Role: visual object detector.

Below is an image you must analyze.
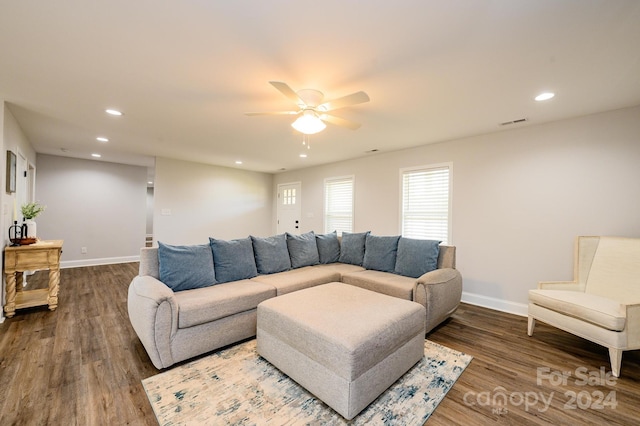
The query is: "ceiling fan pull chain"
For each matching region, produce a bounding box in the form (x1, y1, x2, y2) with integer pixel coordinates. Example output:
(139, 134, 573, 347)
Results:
(302, 134, 311, 150)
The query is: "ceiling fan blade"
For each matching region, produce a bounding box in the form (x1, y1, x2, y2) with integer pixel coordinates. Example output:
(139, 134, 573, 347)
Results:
(244, 111, 299, 116)
(318, 91, 370, 111)
(269, 81, 304, 105)
(320, 114, 362, 130)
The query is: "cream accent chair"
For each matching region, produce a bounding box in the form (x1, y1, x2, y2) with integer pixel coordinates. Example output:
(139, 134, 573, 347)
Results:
(528, 236, 640, 377)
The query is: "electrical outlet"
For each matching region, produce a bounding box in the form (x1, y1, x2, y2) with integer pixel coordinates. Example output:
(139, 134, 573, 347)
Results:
(81, 247, 87, 254)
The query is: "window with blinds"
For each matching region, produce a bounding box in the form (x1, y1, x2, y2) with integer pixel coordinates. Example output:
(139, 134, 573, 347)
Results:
(401, 164, 451, 243)
(324, 176, 354, 235)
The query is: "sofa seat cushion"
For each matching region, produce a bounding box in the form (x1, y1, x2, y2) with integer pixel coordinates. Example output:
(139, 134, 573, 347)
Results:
(342, 270, 416, 300)
(251, 267, 340, 296)
(529, 289, 626, 332)
(311, 262, 366, 277)
(174, 279, 276, 329)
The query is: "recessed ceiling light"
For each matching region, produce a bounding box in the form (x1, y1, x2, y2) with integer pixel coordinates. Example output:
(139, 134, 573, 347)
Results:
(96, 137, 109, 142)
(105, 109, 123, 116)
(235, 160, 243, 165)
(299, 154, 307, 158)
(535, 92, 555, 101)
(147, 181, 153, 185)
(91, 153, 101, 158)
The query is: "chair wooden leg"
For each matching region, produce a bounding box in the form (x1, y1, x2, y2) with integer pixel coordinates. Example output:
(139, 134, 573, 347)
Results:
(608, 347, 623, 378)
(527, 316, 535, 336)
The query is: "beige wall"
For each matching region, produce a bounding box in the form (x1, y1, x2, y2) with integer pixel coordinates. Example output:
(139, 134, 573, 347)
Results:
(3, 102, 638, 317)
(1, 104, 38, 322)
(153, 157, 273, 245)
(2, 105, 37, 243)
(274, 105, 640, 314)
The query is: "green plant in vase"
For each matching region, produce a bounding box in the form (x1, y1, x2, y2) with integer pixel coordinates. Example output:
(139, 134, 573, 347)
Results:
(21, 201, 46, 239)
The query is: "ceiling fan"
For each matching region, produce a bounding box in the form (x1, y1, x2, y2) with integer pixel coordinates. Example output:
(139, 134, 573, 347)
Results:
(245, 81, 370, 135)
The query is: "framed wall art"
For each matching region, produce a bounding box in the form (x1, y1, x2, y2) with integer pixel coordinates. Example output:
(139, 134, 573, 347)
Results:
(6, 150, 16, 193)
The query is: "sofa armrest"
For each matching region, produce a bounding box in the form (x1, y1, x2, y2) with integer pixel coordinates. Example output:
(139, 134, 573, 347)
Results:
(413, 268, 463, 334)
(127, 275, 179, 369)
(624, 303, 640, 348)
(538, 280, 585, 291)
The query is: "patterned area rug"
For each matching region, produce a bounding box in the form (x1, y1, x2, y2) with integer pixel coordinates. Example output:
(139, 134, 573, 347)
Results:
(142, 339, 472, 425)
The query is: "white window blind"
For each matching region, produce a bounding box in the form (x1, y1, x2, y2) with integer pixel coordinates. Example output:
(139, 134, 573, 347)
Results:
(401, 165, 451, 243)
(324, 176, 354, 235)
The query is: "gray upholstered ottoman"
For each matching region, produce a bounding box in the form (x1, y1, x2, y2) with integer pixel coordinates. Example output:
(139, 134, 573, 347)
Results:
(256, 282, 426, 420)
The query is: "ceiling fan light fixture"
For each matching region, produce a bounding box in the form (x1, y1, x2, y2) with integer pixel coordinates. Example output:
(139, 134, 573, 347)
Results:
(291, 110, 326, 135)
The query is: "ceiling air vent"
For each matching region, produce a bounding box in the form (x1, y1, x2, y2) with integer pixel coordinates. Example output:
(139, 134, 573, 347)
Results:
(499, 118, 528, 127)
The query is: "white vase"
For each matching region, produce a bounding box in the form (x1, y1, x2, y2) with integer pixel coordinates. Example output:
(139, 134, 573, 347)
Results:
(24, 219, 37, 238)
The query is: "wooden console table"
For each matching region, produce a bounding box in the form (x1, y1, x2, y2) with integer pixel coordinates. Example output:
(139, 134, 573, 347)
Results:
(3, 240, 63, 318)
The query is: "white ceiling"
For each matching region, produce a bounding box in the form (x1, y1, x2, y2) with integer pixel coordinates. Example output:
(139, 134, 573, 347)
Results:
(1, 1, 639, 173)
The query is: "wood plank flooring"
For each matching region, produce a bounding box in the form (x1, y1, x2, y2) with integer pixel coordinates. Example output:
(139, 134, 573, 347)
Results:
(1, 263, 638, 425)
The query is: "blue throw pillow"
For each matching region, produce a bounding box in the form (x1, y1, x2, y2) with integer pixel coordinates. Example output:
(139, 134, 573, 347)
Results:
(158, 241, 216, 291)
(251, 234, 291, 274)
(316, 231, 340, 264)
(286, 231, 320, 268)
(209, 237, 258, 283)
(363, 235, 400, 272)
(394, 238, 441, 278)
(338, 231, 370, 266)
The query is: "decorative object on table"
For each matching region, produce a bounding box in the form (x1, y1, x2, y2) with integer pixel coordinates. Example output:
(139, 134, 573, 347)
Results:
(8, 221, 23, 246)
(8, 220, 37, 246)
(21, 201, 46, 239)
(142, 339, 472, 425)
(6, 150, 16, 193)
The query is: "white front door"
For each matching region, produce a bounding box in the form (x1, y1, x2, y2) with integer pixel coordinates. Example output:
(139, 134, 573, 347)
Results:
(276, 182, 301, 235)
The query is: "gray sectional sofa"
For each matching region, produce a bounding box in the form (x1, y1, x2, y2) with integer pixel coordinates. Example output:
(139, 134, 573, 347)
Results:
(127, 231, 462, 369)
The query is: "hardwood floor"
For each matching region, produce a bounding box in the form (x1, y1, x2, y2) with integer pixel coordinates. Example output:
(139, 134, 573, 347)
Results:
(1, 264, 638, 425)
(427, 305, 640, 425)
(0, 264, 157, 426)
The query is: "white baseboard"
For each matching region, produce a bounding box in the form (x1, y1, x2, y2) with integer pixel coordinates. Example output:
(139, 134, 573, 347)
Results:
(60, 255, 140, 269)
(461, 291, 528, 317)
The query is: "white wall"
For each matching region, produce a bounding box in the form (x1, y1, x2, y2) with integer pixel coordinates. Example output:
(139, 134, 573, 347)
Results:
(35, 154, 148, 267)
(274, 106, 640, 315)
(1, 101, 5, 323)
(153, 157, 273, 245)
(146, 187, 154, 236)
(1, 103, 38, 322)
(2, 105, 37, 241)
